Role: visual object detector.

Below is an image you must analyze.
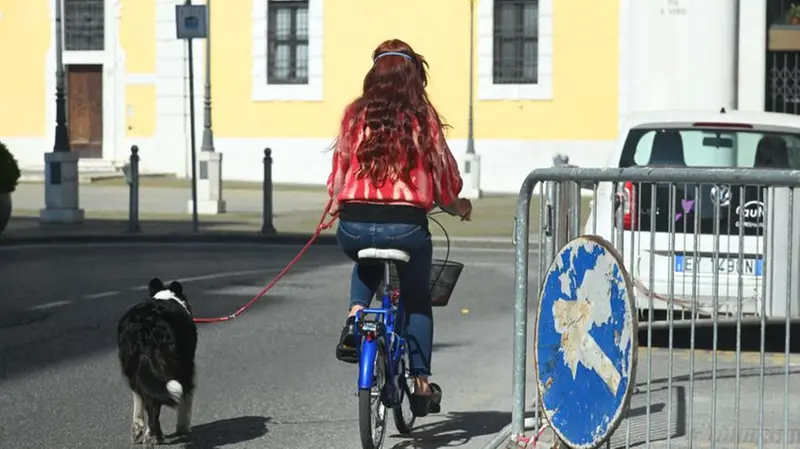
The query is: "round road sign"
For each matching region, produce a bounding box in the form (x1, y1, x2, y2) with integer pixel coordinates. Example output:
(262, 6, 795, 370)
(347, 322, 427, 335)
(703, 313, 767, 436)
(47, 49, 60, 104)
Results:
(534, 235, 638, 448)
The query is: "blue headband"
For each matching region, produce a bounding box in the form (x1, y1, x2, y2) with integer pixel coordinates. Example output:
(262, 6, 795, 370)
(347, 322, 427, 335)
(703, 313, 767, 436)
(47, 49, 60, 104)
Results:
(373, 51, 414, 63)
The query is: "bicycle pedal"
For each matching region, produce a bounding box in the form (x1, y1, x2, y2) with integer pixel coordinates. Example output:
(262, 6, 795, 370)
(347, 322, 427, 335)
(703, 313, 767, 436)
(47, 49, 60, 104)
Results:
(335, 346, 359, 364)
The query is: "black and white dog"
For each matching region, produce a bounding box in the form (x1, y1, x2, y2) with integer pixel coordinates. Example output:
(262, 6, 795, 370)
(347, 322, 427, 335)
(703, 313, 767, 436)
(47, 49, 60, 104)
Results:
(117, 278, 198, 445)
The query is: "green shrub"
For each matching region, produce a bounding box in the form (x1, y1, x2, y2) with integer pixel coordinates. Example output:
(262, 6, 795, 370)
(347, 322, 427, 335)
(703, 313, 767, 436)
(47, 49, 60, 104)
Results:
(0, 141, 21, 194)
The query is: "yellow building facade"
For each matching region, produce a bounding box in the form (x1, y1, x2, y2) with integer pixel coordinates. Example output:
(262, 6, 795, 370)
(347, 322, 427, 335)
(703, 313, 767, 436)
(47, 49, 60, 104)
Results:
(0, 0, 622, 193)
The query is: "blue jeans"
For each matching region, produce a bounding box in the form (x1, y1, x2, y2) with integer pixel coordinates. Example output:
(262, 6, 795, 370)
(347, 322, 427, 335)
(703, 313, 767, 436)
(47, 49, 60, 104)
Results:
(336, 221, 434, 376)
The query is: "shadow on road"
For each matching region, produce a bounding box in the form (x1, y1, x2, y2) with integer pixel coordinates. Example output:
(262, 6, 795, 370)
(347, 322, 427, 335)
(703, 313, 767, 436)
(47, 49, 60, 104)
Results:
(389, 410, 511, 448)
(166, 415, 271, 449)
(431, 342, 466, 352)
(615, 385, 683, 447)
(0, 242, 347, 386)
(639, 322, 800, 353)
(639, 312, 800, 354)
(646, 365, 800, 387)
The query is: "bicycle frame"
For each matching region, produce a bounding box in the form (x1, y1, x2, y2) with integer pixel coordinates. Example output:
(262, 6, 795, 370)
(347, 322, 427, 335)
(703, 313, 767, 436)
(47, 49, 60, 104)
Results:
(353, 208, 455, 401)
(355, 260, 407, 400)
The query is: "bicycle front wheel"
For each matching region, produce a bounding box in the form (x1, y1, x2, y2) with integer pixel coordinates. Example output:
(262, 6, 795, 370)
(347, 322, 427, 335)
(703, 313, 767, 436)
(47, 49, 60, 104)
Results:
(358, 342, 387, 449)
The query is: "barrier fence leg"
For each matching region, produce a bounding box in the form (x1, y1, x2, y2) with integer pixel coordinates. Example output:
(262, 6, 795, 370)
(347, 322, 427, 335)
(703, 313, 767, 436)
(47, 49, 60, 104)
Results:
(511, 175, 538, 441)
(126, 145, 140, 233)
(261, 147, 277, 235)
(544, 181, 556, 263)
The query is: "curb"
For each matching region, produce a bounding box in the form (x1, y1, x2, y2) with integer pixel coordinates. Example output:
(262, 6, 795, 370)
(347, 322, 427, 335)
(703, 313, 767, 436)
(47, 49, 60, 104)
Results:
(0, 232, 522, 250)
(482, 424, 513, 449)
(0, 232, 340, 246)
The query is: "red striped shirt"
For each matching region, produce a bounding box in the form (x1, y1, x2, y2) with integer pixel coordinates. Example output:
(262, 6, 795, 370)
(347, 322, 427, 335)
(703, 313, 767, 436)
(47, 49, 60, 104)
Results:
(326, 114, 463, 212)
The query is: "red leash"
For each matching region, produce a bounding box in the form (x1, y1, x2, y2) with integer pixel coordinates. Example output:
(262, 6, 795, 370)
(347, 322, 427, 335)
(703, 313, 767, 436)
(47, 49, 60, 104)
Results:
(193, 202, 339, 324)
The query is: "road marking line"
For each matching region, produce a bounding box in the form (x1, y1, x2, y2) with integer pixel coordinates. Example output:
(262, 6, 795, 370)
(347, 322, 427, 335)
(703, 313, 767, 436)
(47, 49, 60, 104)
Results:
(25, 269, 283, 311)
(83, 291, 122, 299)
(80, 264, 349, 299)
(206, 286, 270, 296)
(29, 300, 73, 310)
(207, 282, 331, 296)
(128, 269, 274, 292)
(437, 247, 515, 255)
(0, 242, 304, 251)
(466, 261, 506, 267)
(0, 242, 521, 254)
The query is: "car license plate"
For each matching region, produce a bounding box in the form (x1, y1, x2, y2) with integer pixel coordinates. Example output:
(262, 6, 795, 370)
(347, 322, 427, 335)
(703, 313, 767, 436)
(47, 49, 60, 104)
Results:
(674, 255, 763, 276)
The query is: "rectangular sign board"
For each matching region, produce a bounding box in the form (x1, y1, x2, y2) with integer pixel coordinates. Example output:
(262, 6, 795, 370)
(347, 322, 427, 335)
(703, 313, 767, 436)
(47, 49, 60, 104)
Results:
(176, 4, 208, 39)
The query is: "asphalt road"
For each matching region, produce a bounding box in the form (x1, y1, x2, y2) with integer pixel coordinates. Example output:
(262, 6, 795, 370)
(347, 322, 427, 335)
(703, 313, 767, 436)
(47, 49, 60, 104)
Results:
(1, 242, 798, 449)
(0, 242, 524, 449)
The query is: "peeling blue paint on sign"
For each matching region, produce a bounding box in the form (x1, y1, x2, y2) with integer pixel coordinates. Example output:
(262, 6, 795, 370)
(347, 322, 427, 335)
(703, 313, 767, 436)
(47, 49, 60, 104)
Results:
(535, 235, 638, 449)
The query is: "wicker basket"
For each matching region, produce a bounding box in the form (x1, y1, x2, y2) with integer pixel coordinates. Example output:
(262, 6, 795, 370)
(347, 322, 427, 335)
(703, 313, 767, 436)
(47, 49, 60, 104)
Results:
(388, 259, 465, 307)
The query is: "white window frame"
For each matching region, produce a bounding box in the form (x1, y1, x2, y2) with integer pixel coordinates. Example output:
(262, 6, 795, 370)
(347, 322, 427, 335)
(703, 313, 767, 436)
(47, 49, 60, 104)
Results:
(251, 0, 324, 102)
(478, 0, 553, 101)
(46, 0, 125, 164)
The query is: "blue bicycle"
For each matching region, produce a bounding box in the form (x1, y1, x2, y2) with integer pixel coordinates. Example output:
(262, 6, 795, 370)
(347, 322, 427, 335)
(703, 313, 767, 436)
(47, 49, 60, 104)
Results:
(352, 208, 464, 449)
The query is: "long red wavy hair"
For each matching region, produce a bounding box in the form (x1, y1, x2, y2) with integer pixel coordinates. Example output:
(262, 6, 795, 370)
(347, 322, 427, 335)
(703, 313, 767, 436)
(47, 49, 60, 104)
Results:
(335, 39, 448, 187)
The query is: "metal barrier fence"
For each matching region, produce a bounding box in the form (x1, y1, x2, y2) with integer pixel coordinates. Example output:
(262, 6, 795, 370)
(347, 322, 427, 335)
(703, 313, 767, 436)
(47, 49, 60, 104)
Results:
(498, 166, 800, 449)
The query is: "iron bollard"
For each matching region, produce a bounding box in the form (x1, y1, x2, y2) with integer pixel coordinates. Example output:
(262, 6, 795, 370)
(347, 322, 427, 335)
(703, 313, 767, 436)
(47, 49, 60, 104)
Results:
(261, 148, 277, 235)
(125, 145, 141, 233)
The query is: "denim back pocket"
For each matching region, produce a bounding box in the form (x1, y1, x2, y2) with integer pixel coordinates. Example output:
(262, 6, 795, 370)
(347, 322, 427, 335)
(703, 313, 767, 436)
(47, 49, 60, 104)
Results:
(381, 224, 426, 241)
(338, 221, 371, 241)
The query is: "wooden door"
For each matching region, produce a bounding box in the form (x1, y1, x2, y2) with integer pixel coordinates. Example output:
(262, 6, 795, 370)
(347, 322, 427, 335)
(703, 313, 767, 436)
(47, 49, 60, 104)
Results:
(67, 64, 103, 158)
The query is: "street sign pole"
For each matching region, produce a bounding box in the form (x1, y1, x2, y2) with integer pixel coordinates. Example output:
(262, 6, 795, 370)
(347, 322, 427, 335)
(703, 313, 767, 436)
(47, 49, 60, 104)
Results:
(176, 0, 208, 233)
(186, 36, 199, 232)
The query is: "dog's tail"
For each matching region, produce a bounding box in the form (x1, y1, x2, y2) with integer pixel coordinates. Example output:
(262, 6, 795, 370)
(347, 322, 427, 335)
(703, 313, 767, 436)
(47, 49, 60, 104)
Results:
(137, 358, 183, 406)
(166, 380, 183, 402)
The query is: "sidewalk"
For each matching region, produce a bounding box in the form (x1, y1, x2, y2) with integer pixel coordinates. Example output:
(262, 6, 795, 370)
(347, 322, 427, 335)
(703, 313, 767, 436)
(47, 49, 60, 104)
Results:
(4, 181, 588, 246)
(484, 345, 800, 448)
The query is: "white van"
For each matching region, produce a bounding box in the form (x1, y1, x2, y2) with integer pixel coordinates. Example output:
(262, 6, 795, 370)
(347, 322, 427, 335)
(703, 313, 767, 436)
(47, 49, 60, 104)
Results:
(584, 110, 800, 318)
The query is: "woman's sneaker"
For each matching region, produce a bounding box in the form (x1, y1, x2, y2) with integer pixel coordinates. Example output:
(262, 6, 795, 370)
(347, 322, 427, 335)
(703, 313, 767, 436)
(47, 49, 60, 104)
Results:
(409, 383, 442, 417)
(428, 383, 442, 413)
(335, 316, 358, 364)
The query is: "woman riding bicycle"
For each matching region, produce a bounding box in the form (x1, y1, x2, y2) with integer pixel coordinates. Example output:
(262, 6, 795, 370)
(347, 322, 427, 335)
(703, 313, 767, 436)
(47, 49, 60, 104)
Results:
(327, 39, 472, 417)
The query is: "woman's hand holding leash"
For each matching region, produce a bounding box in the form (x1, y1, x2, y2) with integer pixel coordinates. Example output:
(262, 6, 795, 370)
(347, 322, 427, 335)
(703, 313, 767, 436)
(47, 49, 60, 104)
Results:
(454, 198, 473, 221)
(438, 198, 472, 221)
(328, 198, 341, 216)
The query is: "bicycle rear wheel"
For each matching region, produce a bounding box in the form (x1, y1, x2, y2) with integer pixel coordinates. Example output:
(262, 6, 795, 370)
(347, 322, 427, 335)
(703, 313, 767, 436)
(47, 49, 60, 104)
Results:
(392, 341, 416, 434)
(358, 341, 387, 449)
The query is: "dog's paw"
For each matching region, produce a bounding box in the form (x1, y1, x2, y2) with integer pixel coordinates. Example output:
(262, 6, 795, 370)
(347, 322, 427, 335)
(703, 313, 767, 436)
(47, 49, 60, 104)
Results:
(131, 422, 146, 444)
(142, 428, 164, 447)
